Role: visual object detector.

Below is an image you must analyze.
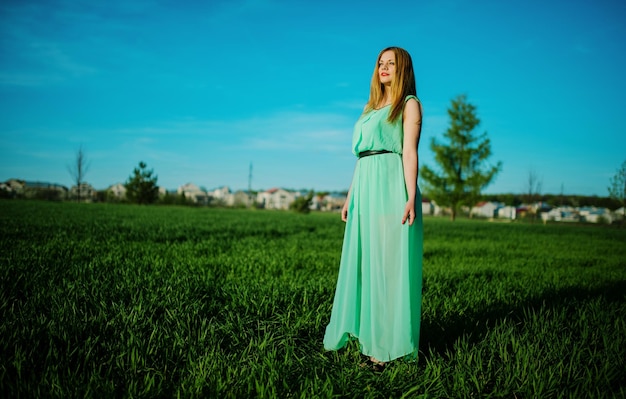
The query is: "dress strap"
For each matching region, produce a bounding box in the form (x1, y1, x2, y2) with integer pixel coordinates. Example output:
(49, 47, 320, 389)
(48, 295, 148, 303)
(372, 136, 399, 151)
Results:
(404, 95, 420, 104)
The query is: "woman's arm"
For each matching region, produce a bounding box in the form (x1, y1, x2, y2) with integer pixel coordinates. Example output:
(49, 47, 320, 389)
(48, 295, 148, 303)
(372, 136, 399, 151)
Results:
(341, 162, 358, 222)
(401, 98, 422, 225)
(341, 186, 351, 222)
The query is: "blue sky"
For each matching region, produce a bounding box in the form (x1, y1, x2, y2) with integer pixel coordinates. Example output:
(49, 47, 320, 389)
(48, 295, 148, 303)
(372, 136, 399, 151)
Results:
(1, 0, 625, 195)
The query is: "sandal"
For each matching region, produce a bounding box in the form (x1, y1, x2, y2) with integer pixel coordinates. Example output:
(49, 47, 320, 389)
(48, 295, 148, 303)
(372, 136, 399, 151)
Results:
(370, 358, 386, 372)
(359, 357, 386, 372)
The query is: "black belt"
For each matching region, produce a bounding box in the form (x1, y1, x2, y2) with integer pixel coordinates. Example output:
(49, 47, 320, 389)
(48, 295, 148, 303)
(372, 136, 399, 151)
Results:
(358, 150, 392, 158)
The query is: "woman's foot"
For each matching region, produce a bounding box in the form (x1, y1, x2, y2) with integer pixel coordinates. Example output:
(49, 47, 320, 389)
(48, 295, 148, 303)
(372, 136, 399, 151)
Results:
(369, 357, 386, 372)
(359, 356, 386, 372)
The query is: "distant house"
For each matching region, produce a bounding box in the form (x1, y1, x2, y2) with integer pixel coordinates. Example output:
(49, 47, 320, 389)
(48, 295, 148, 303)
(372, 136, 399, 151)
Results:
(615, 207, 625, 220)
(4, 179, 25, 194)
(178, 182, 209, 204)
(515, 206, 529, 218)
(328, 193, 347, 211)
(257, 188, 298, 210)
(38, 182, 69, 200)
(209, 186, 233, 205)
(210, 186, 231, 198)
(470, 201, 501, 218)
(497, 205, 516, 220)
(420, 199, 446, 216)
(585, 210, 614, 224)
(421, 199, 433, 216)
(232, 190, 253, 207)
(2, 179, 68, 200)
(541, 206, 580, 223)
(579, 207, 615, 224)
(433, 201, 447, 216)
(309, 192, 347, 212)
(70, 182, 95, 201)
(107, 183, 126, 200)
(310, 193, 327, 211)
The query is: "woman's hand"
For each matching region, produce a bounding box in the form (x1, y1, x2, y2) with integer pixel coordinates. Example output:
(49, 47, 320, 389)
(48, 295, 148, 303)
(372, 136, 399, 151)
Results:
(341, 201, 349, 222)
(401, 200, 416, 226)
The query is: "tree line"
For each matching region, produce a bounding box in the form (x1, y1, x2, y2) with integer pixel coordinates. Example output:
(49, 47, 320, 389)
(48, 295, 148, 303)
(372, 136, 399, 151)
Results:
(45, 95, 626, 216)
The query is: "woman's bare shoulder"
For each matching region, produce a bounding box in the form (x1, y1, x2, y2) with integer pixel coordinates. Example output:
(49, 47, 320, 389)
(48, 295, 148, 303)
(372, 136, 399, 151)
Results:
(404, 97, 421, 116)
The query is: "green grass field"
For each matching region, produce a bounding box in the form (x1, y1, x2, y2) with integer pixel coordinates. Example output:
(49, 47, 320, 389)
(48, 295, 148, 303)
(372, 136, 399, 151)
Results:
(1, 200, 625, 398)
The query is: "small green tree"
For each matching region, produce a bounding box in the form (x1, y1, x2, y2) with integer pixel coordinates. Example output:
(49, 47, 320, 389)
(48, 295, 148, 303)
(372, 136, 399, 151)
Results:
(420, 95, 502, 221)
(125, 161, 159, 204)
(608, 160, 626, 222)
(290, 191, 313, 214)
(176, 191, 190, 206)
(159, 191, 175, 205)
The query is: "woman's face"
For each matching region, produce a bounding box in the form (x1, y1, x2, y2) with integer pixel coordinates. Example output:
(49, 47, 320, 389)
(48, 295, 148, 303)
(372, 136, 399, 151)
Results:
(378, 50, 396, 86)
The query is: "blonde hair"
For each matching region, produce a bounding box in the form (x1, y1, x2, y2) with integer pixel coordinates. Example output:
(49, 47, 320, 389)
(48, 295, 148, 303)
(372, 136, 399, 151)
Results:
(364, 47, 417, 122)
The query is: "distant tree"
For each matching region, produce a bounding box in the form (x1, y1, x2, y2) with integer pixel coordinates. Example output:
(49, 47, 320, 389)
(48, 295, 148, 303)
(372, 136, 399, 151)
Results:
(484, 192, 519, 207)
(159, 191, 175, 205)
(290, 190, 313, 214)
(524, 169, 543, 222)
(95, 190, 108, 203)
(504, 193, 521, 207)
(420, 95, 502, 221)
(525, 169, 543, 204)
(158, 190, 186, 206)
(177, 191, 190, 206)
(67, 145, 90, 202)
(608, 160, 626, 221)
(559, 183, 565, 207)
(125, 161, 159, 204)
(0, 189, 13, 199)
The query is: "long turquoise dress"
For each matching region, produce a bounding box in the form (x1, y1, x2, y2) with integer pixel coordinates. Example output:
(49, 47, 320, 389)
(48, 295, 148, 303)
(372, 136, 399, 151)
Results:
(323, 95, 423, 362)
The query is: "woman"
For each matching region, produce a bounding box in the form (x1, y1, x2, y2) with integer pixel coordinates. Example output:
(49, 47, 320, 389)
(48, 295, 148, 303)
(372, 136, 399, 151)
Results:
(323, 47, 423, 371)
